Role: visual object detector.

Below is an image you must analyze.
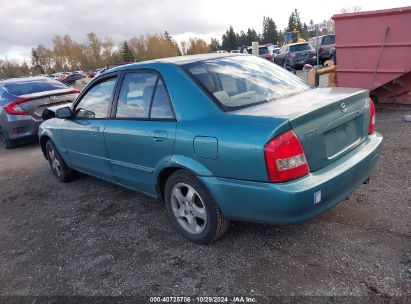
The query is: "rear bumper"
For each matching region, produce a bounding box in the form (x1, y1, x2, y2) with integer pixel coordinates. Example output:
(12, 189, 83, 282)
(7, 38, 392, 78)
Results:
(291, 57, 317, 68)
(0, 113, 41, 141)
(199, 132, 383, 224)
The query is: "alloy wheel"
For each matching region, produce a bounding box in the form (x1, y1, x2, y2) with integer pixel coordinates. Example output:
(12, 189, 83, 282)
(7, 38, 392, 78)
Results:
(48, 146, 62, 177)
(170, 183, 207, 234)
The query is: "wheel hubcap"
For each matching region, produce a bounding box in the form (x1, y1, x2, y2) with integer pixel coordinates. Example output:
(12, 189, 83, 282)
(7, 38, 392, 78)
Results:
(48, 147, 61, 177)
(170, 183, 207, 234)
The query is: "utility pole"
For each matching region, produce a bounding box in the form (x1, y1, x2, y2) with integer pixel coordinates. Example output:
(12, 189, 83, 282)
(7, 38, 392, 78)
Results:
(316, 26, 320, 66)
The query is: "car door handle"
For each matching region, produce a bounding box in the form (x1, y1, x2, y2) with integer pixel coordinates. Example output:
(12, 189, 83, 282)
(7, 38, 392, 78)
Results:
(90, 126, 100, 135)
(152, 130, 168, 142)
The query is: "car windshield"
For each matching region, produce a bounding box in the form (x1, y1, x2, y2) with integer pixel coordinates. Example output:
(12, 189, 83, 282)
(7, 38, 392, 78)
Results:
(184, 55, 310, 111)
(259, 47, 269, 55)
(290, 44, 312, 52)
(3, 78, 69, 95)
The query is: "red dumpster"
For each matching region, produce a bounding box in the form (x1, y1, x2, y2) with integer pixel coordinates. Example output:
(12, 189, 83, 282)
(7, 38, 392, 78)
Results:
(332, 6, 411, 104)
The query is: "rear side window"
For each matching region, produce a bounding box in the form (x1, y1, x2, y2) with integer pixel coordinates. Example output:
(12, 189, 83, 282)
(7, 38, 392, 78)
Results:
(116, 72, 173, 119)
(3, 78, 69, 95)
(150, 80, 173, 119)
(116, 72, 157, 118)
(290, 44, 312, 52)
(322, 35, 335, 45)
(259, 47, 269, 55)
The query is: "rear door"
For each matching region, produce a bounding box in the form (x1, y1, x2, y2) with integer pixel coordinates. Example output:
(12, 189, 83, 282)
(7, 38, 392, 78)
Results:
(104, 70, 176, 195)
(60, 74, 118, 180)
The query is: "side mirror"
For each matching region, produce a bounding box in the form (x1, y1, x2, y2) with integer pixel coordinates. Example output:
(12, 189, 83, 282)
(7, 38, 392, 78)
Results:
(56, 106, 72, 119)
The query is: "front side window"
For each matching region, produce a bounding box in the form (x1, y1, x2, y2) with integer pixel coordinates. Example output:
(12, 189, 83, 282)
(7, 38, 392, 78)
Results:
(184, 55, 310, 111)
(74, 77, 117, 119)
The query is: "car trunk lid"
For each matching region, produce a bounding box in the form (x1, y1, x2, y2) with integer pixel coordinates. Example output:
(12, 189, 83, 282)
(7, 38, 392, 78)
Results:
(233, 88, 371, 171)
(18, 89, 79, 119)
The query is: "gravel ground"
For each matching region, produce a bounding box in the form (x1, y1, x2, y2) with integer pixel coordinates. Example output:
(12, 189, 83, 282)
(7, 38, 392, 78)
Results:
(0, 108, 410, 301)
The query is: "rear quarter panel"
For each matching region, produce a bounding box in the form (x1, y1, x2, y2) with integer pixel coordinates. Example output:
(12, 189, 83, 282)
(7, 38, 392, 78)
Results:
(172, 114, 290, 181)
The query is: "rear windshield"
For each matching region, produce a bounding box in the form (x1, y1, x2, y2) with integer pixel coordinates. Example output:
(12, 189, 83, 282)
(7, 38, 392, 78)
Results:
(184, 55, 310, 111)
(2, 78, 69, 96)
(290, 44, 312, 52)
(322, 35, 335, 45)
(259, 47, 269, 55)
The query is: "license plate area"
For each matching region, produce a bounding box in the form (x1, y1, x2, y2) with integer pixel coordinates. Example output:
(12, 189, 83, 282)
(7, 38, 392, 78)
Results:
(325, 118, 361, 159)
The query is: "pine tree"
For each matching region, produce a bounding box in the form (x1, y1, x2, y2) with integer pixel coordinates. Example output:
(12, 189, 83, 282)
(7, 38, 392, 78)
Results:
(164, 31, 173, 44)
(294, 9, 303, 33)
(286, 11, 296, 32)
(31, 48, 39, 66)
(210, 38, 221, 51)
(31, 48, 44, 74)
(122, 41, 134, 62)
(222, 26, 239, 51)
(246, 28, 260, 46)
(262, 17, 279, 44)
(301, 23, 309, 41)
(238, 31, 247, 47)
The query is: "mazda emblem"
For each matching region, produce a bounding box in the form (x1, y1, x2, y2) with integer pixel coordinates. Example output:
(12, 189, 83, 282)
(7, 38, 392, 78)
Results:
(340, 103, 347, 112)
(50, 96, 57, 102)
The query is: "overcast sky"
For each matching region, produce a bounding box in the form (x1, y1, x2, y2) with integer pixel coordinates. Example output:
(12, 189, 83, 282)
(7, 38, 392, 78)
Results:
(1, 0, 410, 61)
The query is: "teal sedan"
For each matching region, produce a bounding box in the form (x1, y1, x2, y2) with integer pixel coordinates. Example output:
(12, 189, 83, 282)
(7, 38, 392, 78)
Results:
(38, 54, 383, 244)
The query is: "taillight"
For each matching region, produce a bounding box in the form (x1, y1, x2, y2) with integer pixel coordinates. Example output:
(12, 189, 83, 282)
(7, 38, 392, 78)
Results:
(264, 130, 310, 183)
(4, 98, 30, 115)
(319, 47, 324, 54)
(70, 89, 81, 93)
(368, 98, 376, 134)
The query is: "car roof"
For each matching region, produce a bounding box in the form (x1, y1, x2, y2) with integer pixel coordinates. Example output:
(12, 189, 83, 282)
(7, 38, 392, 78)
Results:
(285, 42, 309, 46)
(0, 76, 52, 84)
(311, 34, 335, 39)
(107, 53, 245, 74)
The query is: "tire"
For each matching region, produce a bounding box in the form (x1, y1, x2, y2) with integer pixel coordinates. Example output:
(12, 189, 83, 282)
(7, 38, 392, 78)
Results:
(45, 140, 76, 182)
(164, 170, 230, 244)
(0, 130, 15, 149)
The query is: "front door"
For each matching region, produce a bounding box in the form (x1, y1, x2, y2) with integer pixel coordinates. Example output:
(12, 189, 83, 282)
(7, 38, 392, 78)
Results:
(104, 71, 176, 195)
(61, 75, 118, 180)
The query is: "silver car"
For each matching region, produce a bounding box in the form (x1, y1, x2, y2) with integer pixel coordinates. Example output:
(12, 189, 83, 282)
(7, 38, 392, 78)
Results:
(0, 77, 79, 148)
